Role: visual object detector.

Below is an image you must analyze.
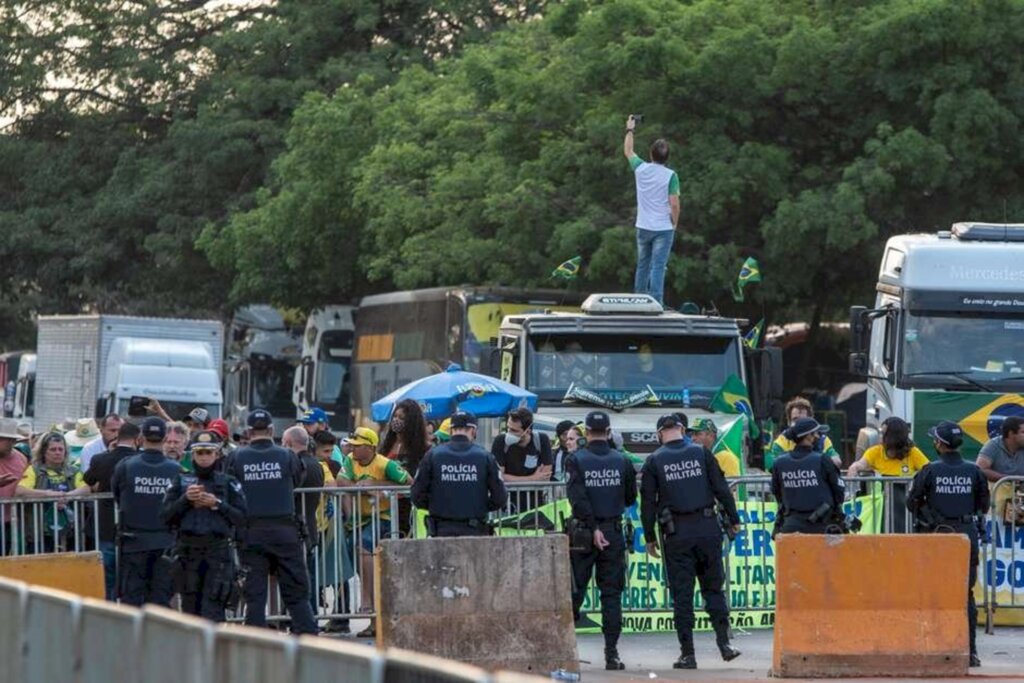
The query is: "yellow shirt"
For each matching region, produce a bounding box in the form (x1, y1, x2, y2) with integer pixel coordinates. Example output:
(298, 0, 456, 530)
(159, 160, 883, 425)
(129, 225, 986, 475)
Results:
(861, 444, 929, 476)
(341, 454, 410, 521)
(315, 461, 335, 533)
(714, 450, 742, 477)
(20, 465, 85, 490)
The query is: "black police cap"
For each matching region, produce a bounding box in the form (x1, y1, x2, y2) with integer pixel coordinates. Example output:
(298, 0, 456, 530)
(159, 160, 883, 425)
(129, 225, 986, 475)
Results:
(585, 411, 611, 432)
(247, 408, 273, 429)
(450, 411, 477, 429)
(140, 416, 167, 441)
(656, 414, 682, 431)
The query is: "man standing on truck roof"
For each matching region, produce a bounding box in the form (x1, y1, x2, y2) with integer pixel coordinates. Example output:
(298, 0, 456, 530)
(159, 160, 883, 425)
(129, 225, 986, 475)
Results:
(624, 114, 680, 307)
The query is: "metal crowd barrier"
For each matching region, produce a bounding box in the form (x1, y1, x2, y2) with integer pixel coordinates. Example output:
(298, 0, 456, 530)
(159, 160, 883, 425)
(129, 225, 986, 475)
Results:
(0, 475, 989, 634)
(985, 475, 1024, 633)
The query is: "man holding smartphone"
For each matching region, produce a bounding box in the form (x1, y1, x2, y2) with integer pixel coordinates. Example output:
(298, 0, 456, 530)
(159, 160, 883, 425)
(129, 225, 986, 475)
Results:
(624, 114, 680, 306)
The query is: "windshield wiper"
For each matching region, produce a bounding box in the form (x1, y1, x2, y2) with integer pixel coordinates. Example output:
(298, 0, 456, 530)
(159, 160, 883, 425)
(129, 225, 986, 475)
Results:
(902, 371, 994, 392)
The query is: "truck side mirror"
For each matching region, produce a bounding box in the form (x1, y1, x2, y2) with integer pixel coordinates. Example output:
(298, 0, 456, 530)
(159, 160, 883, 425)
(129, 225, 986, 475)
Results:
(849, 352, 869, 376)
(487, 347, 502, 376)
(849, 306, 869, 354)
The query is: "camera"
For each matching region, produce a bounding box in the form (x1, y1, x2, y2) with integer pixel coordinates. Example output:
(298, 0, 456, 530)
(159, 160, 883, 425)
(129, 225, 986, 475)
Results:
(128, 395, 152, 417)
(631, 114, 644, 125)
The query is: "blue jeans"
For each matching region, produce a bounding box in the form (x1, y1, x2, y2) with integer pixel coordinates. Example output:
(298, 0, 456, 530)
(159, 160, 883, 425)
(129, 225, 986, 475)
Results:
(634, 228, 675, 305)
(99, 541, 117, 601)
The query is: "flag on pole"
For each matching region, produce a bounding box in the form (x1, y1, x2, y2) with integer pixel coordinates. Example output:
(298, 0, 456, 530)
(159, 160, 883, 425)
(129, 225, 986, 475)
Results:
(743, 319, 764, 349)
(710, 374, 760, 438)
(732, 257, 762, 302)
(551, 256, 582, 280)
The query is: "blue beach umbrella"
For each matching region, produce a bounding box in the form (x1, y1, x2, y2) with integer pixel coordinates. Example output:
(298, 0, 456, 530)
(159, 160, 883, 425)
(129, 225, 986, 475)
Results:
(370, 364, 537, 422)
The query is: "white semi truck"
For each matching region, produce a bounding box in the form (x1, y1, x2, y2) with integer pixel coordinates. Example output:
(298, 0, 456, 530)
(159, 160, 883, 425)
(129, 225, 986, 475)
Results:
(849, 222, 1024, 459)
(33, 315, 224, 430)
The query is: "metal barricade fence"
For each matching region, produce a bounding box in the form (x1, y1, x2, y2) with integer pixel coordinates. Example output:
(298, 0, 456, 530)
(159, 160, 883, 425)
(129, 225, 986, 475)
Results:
(985, 475, 1024, 633)
(0, 475, 982, 632)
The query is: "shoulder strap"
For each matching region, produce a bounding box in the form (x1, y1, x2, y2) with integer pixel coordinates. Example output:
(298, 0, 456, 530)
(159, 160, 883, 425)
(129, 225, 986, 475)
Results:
(533, 431, 542, 451)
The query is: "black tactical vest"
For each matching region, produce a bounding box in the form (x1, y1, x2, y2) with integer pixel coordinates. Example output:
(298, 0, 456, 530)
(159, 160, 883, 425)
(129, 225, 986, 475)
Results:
(428, 440, 490, 521)
(651, 441, 713, 514)
(228, 442, 296, 519)
(120, 451, 180, 532)
(775, 450, 831, 513)
(926, 456, 978, 520)
(575, 446, 628, 519)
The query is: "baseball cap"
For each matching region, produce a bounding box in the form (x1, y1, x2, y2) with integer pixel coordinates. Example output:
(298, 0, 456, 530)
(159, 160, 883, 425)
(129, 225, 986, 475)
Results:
(585, 411, 611, 432)
(790, 417, 829, 440)
(450, 411, 477, 430)
(247, 408, 273, 429)
(297, 407, 329, 425)
(207, 418, 230, 443)
(189, 431, 221, 451)
(656, 414, 683, 432)
(435, 417, 452, 443)
(673, 412, 689, 429)
(687, 417, 718, 434)
(185, 407, 210, 426)
(928, 420, 963, 447)
(344, 426, 380, 448)
(141, 416, 167, 441)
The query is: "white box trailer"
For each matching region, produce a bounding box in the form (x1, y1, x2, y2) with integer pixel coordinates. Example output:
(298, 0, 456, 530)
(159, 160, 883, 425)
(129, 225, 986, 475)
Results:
(34, 315, 224, 430)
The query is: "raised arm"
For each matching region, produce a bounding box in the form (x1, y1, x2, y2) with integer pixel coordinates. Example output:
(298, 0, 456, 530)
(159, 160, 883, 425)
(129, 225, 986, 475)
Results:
(623, 116, 636, 159)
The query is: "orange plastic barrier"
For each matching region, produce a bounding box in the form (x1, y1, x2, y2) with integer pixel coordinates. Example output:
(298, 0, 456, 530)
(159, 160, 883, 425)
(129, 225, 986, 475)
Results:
(772, 534, 969, 678)
(0, 551, 104, 599)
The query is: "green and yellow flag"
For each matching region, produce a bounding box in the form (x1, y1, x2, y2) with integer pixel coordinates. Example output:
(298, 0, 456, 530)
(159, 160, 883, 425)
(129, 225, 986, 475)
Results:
(710, 374, 759, 438)
(742, 319, 764, 349)
(551, 256, 582, 280)
(732, 257, 762, 302)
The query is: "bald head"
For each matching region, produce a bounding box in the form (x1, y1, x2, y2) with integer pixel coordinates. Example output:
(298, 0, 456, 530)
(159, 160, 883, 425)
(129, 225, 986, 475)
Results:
(282, 425, 310, 454)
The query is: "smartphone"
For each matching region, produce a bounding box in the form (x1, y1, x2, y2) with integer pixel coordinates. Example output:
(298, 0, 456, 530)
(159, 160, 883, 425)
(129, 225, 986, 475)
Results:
(128, 395, 151, 417)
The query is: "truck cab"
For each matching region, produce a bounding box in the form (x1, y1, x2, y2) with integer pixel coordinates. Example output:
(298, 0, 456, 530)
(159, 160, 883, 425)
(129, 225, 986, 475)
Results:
(293, 306, 355, 432)
(850, 223, 1024, 459)
(495, 293, 781, 460)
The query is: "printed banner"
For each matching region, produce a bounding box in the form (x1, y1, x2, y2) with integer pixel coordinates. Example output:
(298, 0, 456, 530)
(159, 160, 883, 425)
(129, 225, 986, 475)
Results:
(980, 514, 1024, 626)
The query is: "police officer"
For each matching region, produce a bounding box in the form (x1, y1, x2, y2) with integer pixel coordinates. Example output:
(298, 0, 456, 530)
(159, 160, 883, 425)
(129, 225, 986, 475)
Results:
(411, 410, 507, 536)
(566, 411, 637, 671)
(110, 417, 181, 607)
(161, 430, 247, 622)
(640, 414, 741, 669)
(907, 421, 989, 668)
(770, 417, 845, 534)
(224, 408, 317, 634)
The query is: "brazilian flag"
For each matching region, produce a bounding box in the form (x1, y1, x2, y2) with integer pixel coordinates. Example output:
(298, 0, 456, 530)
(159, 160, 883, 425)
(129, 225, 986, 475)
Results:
(732, 257, 762, 302)
(551, 256, 582, 280)
(742, 319, 764, 349)
(710, 374, 759, 438)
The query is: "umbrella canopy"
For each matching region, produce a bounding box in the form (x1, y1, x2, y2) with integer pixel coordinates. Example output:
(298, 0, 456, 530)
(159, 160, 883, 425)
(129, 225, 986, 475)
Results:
(370, 365, 538, 422)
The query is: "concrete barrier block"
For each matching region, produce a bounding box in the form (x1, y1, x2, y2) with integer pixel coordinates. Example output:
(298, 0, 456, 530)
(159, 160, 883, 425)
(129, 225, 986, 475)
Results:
(377, 535, 578, 675)
(0, 551, 105, 599)
(773, 534, 969, 678)
(78, 598, 142, 683)
(214, 625, 294, 683)
(139, 606, 214, 683)
(24, 587, 81, 683)
(0, 577, 27, 683)
(296, 636, 383, 683)
(383, 646, 489, 683)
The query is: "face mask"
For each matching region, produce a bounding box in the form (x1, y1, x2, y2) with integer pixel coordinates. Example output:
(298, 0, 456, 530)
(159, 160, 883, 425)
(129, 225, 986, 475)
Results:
(390, 418, 405, 433)
(504, 432, 522, 448)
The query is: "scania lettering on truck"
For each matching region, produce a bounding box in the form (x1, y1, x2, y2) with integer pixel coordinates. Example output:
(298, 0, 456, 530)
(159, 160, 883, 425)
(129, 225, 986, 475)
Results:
(495, 293, 782, 460)
(34, 315, 224, 430)
(849, 222, 1024, 459)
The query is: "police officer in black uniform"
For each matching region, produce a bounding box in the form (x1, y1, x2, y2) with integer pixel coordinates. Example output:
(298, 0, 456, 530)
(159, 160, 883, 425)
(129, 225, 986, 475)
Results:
(566, 411, 637, 671)
(161, 430, 248, 622)
(907, 420, 989, 668)
(411, 410, 507, 536)
(110, 417, 181, 607)
(770, 417, 845, 534)
(640, 414, 741, 669)
(224, 408, 317, 634)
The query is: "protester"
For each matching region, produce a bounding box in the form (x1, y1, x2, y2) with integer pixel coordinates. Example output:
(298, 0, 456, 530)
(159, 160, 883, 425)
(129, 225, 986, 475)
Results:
(163, 421, 190, 468)
(110, 417, 180, 607)
(341, 426, 410, 637)
(282, 425, 325, 619)
(83, 422, 141, 600)
(426, 420, 438, 446)
(491, 407, 552, 512)
(207, 418, 231, 446)
(0, 418, 29, 555)
(312, 429, 348, 634)
(184, 407, 211, 434)
(847, 417, 927, 532)
(380, 399, 429, 536)
(687, 418, 741, 477)
(624, 114, 680, 306)
(64, 418, 100, 463)
(767, 397, 841, 470)
(16, 432, 87, 552)
(552, 420, 580, 482)
(161, 430, 247, 623)
(297, 407, 343, 464)
(976, 415, 1024, 482)
(78, 414, 124, 471)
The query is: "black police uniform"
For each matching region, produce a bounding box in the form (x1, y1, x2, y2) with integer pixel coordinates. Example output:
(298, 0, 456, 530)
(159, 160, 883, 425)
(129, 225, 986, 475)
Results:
(224, 410, 317, 634)
(411, 434, 508, 537)
(770, 446, 845, 534)
(160, 460, 247, 622)
(566, 430, 637, 666)
(907, 446, 989, 662)
(110, 447, 181, 607)
(640, 435, 741, 665)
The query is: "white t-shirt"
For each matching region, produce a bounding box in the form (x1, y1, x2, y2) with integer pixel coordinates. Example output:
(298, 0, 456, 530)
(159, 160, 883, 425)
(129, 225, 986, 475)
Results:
(77, 436, 107, 471)
(631, 155, 679, 231)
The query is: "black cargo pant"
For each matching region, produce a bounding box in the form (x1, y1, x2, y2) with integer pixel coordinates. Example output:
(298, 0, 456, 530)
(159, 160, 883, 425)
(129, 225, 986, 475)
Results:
(918, 523, 979, 656)
(571, 520, 626, 653)
(120, 548, 174, 607)
(175, 542, 233, 623)
(430, 518, 491, 538)
(663, 530, 730, 653)
(242, 528, 317, 635)
(779, 510, 830, 535)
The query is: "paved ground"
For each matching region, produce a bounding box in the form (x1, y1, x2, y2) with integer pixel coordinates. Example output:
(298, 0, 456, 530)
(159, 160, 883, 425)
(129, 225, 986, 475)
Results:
(574, 629, 1024, 682)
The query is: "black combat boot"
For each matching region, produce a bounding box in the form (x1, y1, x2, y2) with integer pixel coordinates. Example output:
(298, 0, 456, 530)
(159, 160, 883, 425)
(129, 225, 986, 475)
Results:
(605, 648, 625, 670)
(713, 617, 741, 661)
(673, 652, 697, 669)
(970, 652, 981, 668)
(719, 643, 742, 661)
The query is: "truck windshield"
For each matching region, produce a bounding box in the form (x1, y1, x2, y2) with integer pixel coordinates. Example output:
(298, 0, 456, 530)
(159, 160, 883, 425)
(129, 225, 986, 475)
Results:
(251, 358, 297, 415)
(526, 334, 741, 407)
(902, 311, 1024, 388)
(316, 331, 352, 409)
(117, 400, 221, 421)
